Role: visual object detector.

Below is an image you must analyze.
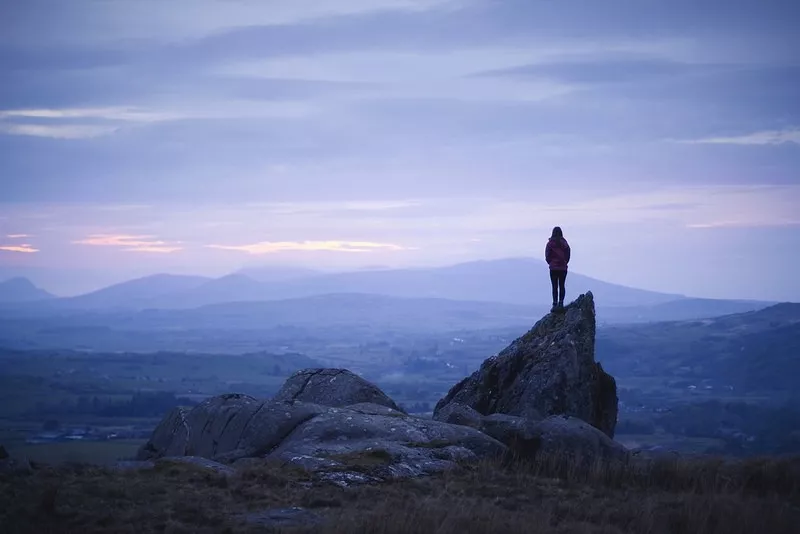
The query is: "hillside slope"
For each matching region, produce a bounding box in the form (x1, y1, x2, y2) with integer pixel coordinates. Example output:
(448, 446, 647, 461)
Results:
(596, 302, 800, 393)
(0, 278, 53, 303)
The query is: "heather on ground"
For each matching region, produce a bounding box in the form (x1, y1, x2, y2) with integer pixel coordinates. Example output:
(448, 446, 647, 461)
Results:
(2, 452, 798, 534)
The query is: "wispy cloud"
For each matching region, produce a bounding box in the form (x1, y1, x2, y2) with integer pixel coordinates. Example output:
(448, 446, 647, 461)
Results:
(0, 107, 176, 140)
(5, 234, 31, 239)
(92, 204, 153, 212)
(0, 244, 39, 253)
(0, 108, 178, 122)
(246, 200, 424, 216)
(73, 234, 182, 253)
(0, 123, 120, 139)
(207, 240, 409, 254)
(677, 129, 800, 146)
(0, 101, 315, 140)
(124, 245, 184, 253)
(686, 220, 800, 229)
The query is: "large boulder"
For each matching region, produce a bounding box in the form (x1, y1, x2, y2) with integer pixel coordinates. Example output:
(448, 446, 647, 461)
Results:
(138, 381, 507, 480)
(434, 292, 618, 438)
(435, 407, 626, 462)
(138, 394, 327, 461)
(520, 415, 627, 463)
(274, 368, 404, 413)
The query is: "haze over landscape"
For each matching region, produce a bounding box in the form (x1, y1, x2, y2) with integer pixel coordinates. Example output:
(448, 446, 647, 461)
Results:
(1, 2, 799, 532)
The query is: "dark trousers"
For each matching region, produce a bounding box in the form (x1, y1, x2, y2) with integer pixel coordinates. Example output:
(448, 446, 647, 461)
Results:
(550, 270, 567, 304)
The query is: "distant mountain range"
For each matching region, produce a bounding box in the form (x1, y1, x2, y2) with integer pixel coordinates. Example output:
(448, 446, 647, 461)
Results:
(0, 277, 54, 303)
(21, 258, 688, 310)
(2, 258, 778, 325)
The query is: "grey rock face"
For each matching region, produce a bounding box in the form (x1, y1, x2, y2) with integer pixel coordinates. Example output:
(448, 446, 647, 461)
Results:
(434, 292, 618, 437)
(274, 369, 404, 412)
(477, 414, 542, 457)
(138, 387, 507, 480)
(433, 402, 483, 429)
(137, 406, 192, 459)
(434, 410, 625, 462)
(524, 416, 628, 463)
(270, 406, 507, 479)
(137, 395, 327, 462)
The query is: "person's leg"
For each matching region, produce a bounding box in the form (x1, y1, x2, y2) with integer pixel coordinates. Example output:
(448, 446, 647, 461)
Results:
(558, 270, 567, 306)
(549, 270, 559, 308)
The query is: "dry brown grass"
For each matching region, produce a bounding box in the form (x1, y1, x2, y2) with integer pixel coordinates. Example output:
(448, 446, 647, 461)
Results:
(1, 453, 798, 534)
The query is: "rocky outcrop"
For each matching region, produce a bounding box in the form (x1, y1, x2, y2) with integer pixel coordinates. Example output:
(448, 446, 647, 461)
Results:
(274, 368, 404, 413)
(140, 294, 623, 482)
(434, 292, 618, 438)
(138, 384, 506, 481)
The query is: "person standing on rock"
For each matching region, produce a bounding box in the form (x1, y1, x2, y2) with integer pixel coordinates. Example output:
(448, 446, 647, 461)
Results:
(545, 226, 571, 312)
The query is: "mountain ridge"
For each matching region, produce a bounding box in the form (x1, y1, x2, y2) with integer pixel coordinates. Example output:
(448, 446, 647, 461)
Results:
(0, 277, 54, 303)
(36, 258, 689, 310)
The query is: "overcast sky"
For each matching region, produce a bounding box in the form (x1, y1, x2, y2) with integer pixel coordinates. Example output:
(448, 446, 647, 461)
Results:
(1, 0, 798, 299)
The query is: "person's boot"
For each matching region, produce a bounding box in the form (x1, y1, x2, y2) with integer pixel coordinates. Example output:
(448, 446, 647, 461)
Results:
(550, 302, 558, 313)
(558, 299, 564, 309)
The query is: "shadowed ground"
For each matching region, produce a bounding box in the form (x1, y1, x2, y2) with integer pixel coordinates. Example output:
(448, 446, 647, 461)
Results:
(1, 452, 798, 534)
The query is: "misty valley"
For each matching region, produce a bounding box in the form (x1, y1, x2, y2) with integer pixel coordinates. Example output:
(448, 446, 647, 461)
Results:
(1, 283, 798, 465)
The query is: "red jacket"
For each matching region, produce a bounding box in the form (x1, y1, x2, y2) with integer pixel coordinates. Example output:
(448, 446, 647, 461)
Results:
(545, 238, 571, 271)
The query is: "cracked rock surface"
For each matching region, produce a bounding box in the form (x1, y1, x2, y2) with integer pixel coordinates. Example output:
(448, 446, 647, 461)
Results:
(273, 368, 405, 413)
(137, 396, 506, 480)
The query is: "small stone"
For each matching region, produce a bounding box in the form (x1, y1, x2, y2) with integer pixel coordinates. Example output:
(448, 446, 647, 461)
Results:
(240, 507, 324, 528)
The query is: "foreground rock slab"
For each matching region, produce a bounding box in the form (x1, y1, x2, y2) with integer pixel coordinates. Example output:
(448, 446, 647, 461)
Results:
(138, 393, 507, 480)
(271, 403, 507, 479)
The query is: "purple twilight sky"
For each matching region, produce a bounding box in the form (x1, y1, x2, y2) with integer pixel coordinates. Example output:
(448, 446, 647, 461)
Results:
(0, 0, 799, 299)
